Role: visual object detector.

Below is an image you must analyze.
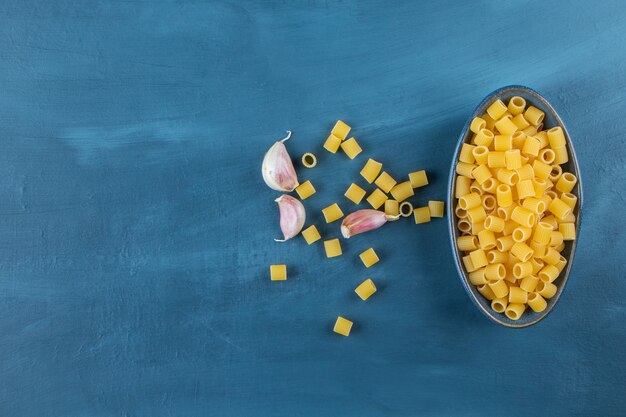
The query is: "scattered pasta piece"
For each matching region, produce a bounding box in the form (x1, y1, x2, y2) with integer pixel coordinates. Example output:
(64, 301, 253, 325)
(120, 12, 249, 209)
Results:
(323, 134, 342, 153)
(324, 238, 343, 258)
(360, 158, 383, 183)
(399, 201, 413, 217)
(295, 180, 316, 200)
(384, 199, 399, 217)
(428, 201, 445, 218)
(301, 225, 321, 245)
(344, 183, 366, 204)
(355, 279, 377, 300)
(366, 188, 388, 209)
(331, 120, 351, 140)
(322, 203, 344, 223)
(413, 206, 431, 224)
(301, 152, 317, 168)
(408, 170, 429, 188)
(453, 96, 578, 321)
(270, 264, 287, 281)
(390, 181, 414, 202)
(333, 316, 353, 336)
(340, 137, 362, 159)
(359, 248, 380, 268)
(375, 171, 397, 193)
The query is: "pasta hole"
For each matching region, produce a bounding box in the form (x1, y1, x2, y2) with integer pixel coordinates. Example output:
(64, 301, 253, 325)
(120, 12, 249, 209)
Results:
(506, 309, 520, 320)
(512, 97, 525, 107)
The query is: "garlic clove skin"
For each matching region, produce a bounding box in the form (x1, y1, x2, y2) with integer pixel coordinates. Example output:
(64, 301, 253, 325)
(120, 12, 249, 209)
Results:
(341, 209, 399, 238)
(262, 131, 299, 192)
(275, 194, 306, 242)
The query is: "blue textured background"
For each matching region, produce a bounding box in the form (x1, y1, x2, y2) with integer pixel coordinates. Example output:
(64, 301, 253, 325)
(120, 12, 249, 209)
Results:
(1, 1, 625, 416)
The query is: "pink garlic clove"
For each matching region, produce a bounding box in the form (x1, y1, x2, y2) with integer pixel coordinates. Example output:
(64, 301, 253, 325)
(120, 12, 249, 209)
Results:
(262, 130, 299, 192)
(340, 209, 399, 238)
(275, 194, 306, 242)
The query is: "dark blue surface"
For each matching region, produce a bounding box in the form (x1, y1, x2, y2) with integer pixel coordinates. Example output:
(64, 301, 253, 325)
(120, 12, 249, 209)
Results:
(1, 1, 625, 416)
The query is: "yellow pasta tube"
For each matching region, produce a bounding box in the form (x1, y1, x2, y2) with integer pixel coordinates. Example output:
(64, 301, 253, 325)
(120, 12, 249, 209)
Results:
(516, 179, 535, 200)
(472, 146, 489, 164)
(496, 236, 515, 252)
(375, 171, 397, 193)
(516, 164, 534, 181)
(413, 206, 431, 224)
(478, 230, 497, 250)
(481, 177, 499, 194)
(487, 99, 508, 120)
(456, 162, 476, 178)
(527, 292, 547, 313)
(457, 219, 471, 233)
(459, 143, 476, 164)
(549, 231, 564, 247)
(497, 169, 519, 186)
(497, 204, 516, 221)
(559, 223, 576, 240)
(524, 106, 545, 125)
(488, 279, 509, 298)
(491, 297, 508, 313)
(511, 206, 536, 228)
(536, 281, 557, 299)
(487, 250, 508, 264)
(471, 221, 485, 235)
(532, 160, 552, 180)
(474, 129, 495, 147)
(462, 255, 478, 273)
(481, 113, 496, 131)
(389, 181, 414, 202)
(512, 226, 532, 243)
(484, 263, 506, 281)
(505, 149, 522, 170)
(548, 198, 572, 220)
(470, 117, 486, 134)
(538, 149, 556, 165)
(477, 284, 497, 301)
(509, 287, 528, 304)
(555, 255, 567, 273)
(542, 247, 561, 265)
(547, 127, 566, 148)
(520, 275, 539, 293)
(511, 113, 530, 130)
(513, 261, 533, 279)
(529, 240, 547, 258)
(459, 192, 482, 210)
(360, 158, 383, 183)
(481, 195, 496, 212)
(511, 242, 533, 262)
(523, 197, 547, 215)
(455, 204, 466, 219)
(560, 192, 577, 209)
(530, 258, 544, 275)
(385, 199, 399, 217)
(409, 170, 429, 188)
(532, 222, 553, 245)
(495, 116, 518, 135)
(555, 173, 577, 193)
(456, 176, 472, 198)
(469, 249, 489, 269)
(400, 201, 414, 217)
(502, 220, 517, 236)
(470, 180, 483, 196)
(542, 215, 559, 230)
(469, 268, 487, 286)
(538, 265, 560, 283)
(494, 134, 512, 151)
(521, 136, 541, 157)
(496, 184, 513, 207)
(559, 212, 576, 223)
(484, 215, 505, 233)
(472, 164, 492, 185)
(534, 131, 549, 148)
(467, 206, 487, 223)
(457, 235, 479, 251)
(508, 96, 526, 115)
(505, 303, 526, 320)
(553, 146, 569, 164)
(522, 125, 538, 136)
(487, 151, 506, 168)
(428, 201, 445, 218)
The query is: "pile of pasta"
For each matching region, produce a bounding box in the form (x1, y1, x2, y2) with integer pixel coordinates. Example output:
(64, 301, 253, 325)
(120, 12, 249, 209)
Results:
(454, 96, 578, 321)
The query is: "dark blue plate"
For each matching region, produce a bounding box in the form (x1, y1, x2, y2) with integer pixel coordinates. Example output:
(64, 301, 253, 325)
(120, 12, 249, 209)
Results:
(447, 85, 583, 328)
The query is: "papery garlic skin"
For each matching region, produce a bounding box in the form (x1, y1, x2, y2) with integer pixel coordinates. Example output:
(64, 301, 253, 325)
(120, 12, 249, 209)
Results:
(262, 131, 299, 192)
(341, 209, 398, 238)
(275, 194, 306, 242)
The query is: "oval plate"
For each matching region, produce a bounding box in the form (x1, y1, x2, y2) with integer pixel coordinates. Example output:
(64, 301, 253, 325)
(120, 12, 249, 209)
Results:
(447, 85, 583, 328)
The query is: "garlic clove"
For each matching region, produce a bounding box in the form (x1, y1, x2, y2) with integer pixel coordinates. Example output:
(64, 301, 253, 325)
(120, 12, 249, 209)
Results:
(340, 209, 399, 238)
(275, 194, 306, 242)
(262, 130, 299, 192)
